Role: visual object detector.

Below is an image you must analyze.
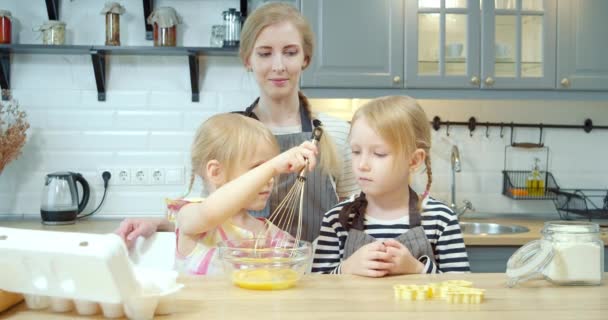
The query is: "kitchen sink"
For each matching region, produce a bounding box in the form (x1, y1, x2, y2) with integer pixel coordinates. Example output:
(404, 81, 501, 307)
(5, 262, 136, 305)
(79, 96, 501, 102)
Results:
(459, 222, 529, 235)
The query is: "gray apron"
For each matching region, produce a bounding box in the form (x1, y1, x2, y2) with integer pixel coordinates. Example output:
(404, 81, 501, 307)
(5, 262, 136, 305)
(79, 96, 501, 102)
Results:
(239, 99, 338, 242)
(343, 189, 436, 262)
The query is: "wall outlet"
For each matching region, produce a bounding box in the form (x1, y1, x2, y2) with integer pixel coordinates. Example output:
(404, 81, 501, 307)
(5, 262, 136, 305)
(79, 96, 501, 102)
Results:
(150, 168, 165, 184)
(131, 168, 148, 184)
(165, 167, 185, 185)
(116, 168, 131, 185)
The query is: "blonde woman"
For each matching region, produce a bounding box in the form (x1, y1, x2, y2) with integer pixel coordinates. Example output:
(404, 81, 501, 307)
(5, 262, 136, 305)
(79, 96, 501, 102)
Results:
(312, 96, 470, 276)
(116, 3, 357, 247)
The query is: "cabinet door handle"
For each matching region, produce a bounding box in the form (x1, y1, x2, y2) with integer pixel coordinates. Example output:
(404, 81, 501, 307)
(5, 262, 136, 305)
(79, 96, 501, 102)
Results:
(470, 76, 480, 86)
(393, 76, 401, 83)
(560, 77, 570, 88)
(484, 76, 495, 86)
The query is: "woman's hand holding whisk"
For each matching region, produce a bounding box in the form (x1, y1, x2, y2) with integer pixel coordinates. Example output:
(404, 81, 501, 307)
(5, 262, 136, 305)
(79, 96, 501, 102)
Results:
(340, 241, 394, 277)
(269, 141, 318, 175)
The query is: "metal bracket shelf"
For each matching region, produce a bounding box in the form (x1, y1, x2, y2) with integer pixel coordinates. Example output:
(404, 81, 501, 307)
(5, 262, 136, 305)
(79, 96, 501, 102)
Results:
(0, 44, 238, 102)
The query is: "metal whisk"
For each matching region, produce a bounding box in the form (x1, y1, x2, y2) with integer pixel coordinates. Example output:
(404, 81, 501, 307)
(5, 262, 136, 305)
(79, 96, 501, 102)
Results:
(263, 125, 324, 250)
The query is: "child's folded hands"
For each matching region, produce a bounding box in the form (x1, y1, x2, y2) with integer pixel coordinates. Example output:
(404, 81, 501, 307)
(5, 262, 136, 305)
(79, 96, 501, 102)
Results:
(341, 241, 394, 277)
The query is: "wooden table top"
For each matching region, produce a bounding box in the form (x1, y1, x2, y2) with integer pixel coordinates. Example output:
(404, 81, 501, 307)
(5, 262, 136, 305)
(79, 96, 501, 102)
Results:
(2, 273, 607, 320)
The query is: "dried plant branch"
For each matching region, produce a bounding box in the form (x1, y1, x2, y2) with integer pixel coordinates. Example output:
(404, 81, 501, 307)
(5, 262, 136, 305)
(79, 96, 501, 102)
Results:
(0, 100, 30, 174)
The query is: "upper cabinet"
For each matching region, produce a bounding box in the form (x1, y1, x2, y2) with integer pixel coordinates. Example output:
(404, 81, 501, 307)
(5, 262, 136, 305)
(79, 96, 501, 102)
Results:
(405, 0, 481, 88)
(301, 0, 607, 92)
(406, 0, 556, 89)
(557, 0, 608, 90)
(301, 0, 404, 88)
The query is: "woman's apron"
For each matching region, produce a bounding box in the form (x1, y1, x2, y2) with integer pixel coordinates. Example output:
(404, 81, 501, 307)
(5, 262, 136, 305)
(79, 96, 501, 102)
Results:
(239, 98, 338, 242)
(343, 189, 436, 262)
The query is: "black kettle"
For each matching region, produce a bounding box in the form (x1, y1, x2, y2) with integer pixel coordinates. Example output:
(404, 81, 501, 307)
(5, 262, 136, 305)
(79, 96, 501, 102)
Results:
(40, 172, 90, 225)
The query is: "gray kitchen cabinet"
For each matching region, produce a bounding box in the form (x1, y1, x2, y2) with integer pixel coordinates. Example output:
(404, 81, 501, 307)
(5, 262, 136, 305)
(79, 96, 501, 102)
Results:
(481, 0, 557, 89)
(301, 0, 404, 88)
(405, 0, 481, 88)
(406, 0, 556, 89)
(557, 0, 608, 90)
(466, 246, 608, 273)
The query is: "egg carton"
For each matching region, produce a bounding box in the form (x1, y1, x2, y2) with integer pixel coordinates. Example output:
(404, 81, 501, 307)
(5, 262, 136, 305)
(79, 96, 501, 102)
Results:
(0, 227, 183, 319)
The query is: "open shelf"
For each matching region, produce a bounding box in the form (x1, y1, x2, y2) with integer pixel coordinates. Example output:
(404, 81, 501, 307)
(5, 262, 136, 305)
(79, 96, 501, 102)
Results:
(0, 44, 239, 102)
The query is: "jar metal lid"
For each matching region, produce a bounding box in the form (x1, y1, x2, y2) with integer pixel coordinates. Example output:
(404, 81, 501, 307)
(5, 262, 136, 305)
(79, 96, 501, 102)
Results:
(506, 239, 554, 287)
(0, 10, 11, 17)
(542, 220, 600, 235)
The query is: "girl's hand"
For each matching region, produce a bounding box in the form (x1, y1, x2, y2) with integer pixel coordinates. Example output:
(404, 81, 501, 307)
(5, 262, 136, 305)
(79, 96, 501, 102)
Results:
(270, 141, 318, 175)
(383, 239, 425, 275)
(341, 241, 393, 277)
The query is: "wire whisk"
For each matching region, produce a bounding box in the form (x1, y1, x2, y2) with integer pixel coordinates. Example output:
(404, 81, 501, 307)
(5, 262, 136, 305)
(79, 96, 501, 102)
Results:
(261, 125, 323, 254)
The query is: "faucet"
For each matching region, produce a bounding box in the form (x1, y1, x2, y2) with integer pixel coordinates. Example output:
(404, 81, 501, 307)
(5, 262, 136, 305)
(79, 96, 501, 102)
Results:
(450, 145, 474, 217)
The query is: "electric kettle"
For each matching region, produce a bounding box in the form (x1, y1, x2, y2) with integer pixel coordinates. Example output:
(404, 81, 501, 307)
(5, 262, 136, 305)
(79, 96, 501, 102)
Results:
(40, 172, 90, 225)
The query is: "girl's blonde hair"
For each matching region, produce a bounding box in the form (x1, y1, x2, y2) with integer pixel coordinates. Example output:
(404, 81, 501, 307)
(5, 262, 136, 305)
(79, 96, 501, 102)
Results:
(239, 2, 341, 178)
(185, 113, 280, 196)
(340, 96, 433, 230)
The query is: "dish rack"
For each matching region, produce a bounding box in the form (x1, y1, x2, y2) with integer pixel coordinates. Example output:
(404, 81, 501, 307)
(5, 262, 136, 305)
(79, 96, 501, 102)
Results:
(502, 145, 557, 200)
(502, 170, 558, 200)
(551, 188, 608, 221)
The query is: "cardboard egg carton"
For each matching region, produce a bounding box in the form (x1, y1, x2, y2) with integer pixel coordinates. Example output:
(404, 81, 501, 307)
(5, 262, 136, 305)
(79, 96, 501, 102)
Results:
(0, 227, 183, 319)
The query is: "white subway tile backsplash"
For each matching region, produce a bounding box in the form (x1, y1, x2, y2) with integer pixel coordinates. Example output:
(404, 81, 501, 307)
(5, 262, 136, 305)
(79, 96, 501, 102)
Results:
(115, 111, 183, 130)
(40, 131, 148, 151)
(47, 111, 114, 130)
(114, 152, 187, 166)
(148, 132, 193, 151)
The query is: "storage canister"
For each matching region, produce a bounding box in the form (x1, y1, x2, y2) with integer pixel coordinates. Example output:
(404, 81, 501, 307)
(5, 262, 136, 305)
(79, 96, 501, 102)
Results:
(147, 7, 180, 47)
(222, 8, 242, 47)
(506, 221, 604, 287)
(0, 10, 11, 44)
(101, 2, 125, 46)
(38, 20, 66, 45)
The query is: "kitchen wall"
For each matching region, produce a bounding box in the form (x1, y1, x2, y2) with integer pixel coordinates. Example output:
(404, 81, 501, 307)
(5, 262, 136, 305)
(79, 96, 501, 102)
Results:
(1, 0, 607, 219)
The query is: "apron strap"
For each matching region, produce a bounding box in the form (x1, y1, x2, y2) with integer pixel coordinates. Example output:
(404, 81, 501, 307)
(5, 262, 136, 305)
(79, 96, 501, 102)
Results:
(239, 97, 313, 132)
(408, 188, 422, 227)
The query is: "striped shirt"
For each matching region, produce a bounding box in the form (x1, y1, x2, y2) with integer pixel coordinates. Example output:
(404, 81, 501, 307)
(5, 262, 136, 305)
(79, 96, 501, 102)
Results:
(312, 195, 470, 274)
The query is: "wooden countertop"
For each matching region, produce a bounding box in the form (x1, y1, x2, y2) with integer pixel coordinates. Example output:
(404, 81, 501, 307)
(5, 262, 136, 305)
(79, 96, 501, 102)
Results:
(2, 273, 607, 319)
(2, 216, 607, 246)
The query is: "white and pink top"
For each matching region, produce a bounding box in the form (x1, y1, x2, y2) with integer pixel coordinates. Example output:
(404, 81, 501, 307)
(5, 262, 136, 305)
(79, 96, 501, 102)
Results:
(166, 197, 290, 275)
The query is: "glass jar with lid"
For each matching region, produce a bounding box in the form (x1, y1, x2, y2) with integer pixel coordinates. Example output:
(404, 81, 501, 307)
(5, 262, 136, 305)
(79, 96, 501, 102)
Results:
(0, 10, 12, 44)
(147, 7, 180, 47)
(101, 2, 125, 46)
(507, 221, 604, 287)
(38, 20, 66, 45)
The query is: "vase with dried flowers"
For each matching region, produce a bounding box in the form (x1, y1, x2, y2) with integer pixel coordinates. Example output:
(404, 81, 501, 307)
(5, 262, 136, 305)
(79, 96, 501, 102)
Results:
(0, 100, 29, 175)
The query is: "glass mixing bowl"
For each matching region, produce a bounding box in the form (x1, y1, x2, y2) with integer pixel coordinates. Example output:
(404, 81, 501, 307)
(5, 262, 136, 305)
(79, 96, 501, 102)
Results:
(217, 238, 312, 290)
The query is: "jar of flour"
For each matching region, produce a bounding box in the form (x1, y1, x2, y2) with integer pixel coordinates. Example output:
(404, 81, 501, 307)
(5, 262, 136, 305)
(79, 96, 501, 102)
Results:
(506, 221, 604, 287)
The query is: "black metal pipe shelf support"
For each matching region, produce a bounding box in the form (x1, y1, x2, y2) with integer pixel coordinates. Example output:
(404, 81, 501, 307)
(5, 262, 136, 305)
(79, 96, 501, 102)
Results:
(46, 0, 59, 21)
(0, 52, 9, 100)
(143, 0, 153, 40)
(432, 116, 608, 135)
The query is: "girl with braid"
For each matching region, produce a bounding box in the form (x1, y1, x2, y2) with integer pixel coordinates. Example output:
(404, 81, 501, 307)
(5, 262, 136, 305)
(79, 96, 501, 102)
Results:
(312, 96, 470, 276)
(167, 113, 318, 275)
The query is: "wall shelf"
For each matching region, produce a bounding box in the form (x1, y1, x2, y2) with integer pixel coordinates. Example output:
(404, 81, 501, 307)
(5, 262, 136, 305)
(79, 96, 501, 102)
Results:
(0, 44, 238, 102)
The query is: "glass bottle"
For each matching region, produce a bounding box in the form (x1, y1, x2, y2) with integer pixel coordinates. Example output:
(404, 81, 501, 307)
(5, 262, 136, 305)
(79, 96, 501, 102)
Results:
(0, 10, 12, 44)
(101, 2, 125, 46)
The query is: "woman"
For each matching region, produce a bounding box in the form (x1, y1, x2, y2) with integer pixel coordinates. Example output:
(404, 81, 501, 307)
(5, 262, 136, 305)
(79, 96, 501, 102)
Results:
(116, 3, 357, 247)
